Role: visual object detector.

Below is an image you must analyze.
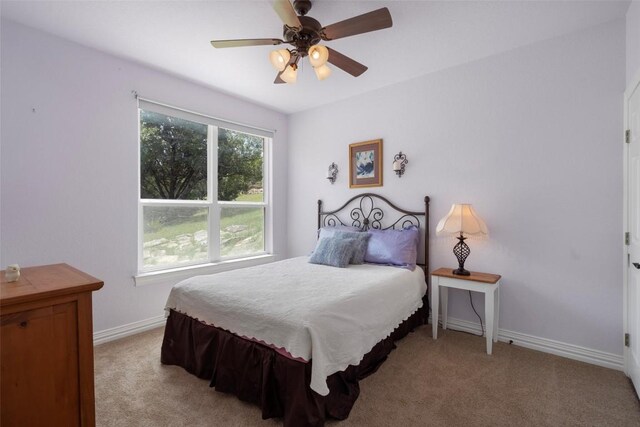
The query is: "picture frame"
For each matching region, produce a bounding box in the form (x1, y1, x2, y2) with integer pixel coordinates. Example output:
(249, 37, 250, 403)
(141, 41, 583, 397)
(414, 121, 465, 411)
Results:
(349, 139, 383, 188)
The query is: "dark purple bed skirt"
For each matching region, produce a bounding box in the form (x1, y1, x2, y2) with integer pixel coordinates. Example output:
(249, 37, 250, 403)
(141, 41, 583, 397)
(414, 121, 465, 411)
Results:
(161, 298, 427, 427)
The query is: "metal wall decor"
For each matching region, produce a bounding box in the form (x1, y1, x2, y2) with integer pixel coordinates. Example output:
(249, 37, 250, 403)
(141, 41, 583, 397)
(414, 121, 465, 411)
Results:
(393, 151, 408, 177)
(327, 162, 338, 184)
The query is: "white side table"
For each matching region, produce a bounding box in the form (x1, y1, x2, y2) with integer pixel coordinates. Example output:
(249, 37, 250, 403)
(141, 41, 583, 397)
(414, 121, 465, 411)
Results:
(431, 268, 502, 355)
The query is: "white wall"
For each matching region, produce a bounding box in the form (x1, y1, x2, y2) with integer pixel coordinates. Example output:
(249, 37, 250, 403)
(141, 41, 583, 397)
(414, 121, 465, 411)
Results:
(627, 1, 640, 85)
(0, 20, 289, 332)
(287, 20, 625, 355)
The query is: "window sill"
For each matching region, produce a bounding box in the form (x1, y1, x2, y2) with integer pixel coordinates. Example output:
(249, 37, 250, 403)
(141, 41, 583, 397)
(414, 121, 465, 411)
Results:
(134, 254, 277, 287)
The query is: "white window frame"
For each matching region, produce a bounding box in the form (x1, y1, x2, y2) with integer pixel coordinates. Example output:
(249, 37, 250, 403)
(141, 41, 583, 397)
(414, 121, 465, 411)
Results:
(136, 99, 273, 280)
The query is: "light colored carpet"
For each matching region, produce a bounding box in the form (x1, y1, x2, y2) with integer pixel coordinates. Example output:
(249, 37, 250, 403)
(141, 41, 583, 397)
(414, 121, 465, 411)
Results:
(95, 326, 640, 426)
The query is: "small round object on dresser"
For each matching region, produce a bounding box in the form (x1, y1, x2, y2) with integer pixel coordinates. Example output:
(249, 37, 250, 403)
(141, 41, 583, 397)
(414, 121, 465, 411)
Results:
(5, 264, 20, 282)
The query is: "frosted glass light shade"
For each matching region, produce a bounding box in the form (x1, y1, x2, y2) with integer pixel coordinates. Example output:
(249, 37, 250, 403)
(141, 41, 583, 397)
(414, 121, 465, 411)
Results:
(314, 64, 332, 80)
(280, 64, 297, 84)
(308, 45, 329, 67)
(269, 49, 291, 71)
(436, 204, 488, 237)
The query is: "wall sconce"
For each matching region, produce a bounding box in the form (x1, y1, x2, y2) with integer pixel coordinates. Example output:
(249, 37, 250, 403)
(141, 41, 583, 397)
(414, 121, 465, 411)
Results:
(393, 152, 408, 177)
(327, 162, 338, 184)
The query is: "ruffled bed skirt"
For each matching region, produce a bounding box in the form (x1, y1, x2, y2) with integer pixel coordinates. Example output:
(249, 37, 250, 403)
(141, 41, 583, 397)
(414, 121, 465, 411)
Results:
(161, 298, 427, 427)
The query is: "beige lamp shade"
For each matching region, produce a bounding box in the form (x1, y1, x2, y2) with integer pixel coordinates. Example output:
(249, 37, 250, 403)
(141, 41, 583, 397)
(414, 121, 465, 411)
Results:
(308, 44, 329, 68)
(314, 64, 332, 80)
(280, 64, 298, 84)
(436, 204, 488, 237)
(269, 49, 291, 72)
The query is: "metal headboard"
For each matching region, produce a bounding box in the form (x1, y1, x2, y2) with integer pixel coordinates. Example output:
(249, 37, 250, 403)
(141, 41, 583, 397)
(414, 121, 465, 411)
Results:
(317, 193, 430, 274)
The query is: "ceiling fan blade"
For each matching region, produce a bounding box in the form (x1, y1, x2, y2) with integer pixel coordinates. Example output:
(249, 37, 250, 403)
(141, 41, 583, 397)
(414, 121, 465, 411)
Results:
(272, 0, 302, 29)
(274, 73, 286, 84)
(210, 38, 284, 48)
(322, 7, 392, 41)
(326, 47, 368, 77)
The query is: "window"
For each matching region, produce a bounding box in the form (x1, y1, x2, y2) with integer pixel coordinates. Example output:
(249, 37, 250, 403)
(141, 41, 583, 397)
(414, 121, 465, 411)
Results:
(138, 100, 271, 273)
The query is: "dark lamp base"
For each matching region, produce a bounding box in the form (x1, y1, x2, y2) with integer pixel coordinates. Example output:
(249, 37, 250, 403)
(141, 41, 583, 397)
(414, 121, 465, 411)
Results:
(453, 268, 470, 276)
(452, 234, 472, 277)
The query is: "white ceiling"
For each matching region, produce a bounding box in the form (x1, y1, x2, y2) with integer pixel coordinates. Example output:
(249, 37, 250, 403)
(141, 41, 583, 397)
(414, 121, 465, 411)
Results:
(0, 0, 630, 114)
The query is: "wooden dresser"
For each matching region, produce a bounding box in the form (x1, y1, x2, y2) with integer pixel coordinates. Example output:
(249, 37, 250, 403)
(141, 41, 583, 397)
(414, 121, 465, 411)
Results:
(0, 264, 103, 427)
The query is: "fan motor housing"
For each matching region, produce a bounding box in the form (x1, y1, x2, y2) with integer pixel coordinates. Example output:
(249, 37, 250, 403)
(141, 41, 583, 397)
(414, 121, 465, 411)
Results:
(283, 16, 322, 56)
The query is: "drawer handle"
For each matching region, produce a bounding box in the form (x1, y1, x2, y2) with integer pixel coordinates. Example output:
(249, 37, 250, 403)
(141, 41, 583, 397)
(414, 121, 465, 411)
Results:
(19, 321, 28, 328)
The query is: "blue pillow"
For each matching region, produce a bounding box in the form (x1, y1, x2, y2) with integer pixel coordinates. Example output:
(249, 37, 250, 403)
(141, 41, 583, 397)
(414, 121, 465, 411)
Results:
(309, 238, 357, 268)
(364, 226, 420, 270)
(317, 225, 361, 239)
(310, 226, 360, 256)
(331, 231, 371, 264)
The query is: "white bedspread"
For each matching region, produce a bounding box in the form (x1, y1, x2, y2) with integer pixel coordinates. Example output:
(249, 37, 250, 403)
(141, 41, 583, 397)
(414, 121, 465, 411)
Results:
(165, 256, 426, 396)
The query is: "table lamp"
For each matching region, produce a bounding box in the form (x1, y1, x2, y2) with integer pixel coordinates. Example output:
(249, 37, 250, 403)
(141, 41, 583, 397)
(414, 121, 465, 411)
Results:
(436, 204, 488, 276)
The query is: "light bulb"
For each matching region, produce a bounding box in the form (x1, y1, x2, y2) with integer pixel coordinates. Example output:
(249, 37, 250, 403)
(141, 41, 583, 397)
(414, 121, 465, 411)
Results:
(308, 45, 329, 68)
(269, 49, 291, 72)
(314, 64, 331, 80)
(280, 64, 297, 84)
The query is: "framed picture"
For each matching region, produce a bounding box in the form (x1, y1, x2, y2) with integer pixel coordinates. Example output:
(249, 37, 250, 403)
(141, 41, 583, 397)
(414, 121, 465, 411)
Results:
(349, 139, 383, 188)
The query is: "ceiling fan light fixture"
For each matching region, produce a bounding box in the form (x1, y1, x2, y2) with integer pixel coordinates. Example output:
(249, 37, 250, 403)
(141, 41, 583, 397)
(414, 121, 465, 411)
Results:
(269, 49, 291, 71)
(280, 64, 298, 84)
(314, 64, 332, 81)
(308, 44, 329, 68)
(212, 1, 392, 84)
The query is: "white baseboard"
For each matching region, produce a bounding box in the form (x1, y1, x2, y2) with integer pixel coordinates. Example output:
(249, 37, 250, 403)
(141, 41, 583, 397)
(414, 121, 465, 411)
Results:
(429, 315, 624, 371)
(93, 315, 166, 346)
(93, 313, 624, 371)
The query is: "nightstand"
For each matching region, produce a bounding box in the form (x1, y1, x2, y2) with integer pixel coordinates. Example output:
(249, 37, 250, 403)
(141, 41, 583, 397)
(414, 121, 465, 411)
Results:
(431, 267, 501, 354)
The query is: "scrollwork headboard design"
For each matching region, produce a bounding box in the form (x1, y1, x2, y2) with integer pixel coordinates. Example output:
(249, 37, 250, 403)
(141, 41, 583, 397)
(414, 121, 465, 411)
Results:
(317, 193, 430, 274)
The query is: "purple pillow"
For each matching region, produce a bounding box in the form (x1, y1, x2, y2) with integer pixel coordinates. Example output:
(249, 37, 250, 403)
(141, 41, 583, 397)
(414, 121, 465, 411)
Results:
(364, 227, 420, 270)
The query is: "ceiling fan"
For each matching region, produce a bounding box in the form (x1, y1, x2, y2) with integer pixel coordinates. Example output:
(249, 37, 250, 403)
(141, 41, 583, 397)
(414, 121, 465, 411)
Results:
(210, 0, 393, 84)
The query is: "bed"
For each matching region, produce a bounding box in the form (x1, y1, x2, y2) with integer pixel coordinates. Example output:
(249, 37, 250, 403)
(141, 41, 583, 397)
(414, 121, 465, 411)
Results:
(161, 193, 431, 426)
